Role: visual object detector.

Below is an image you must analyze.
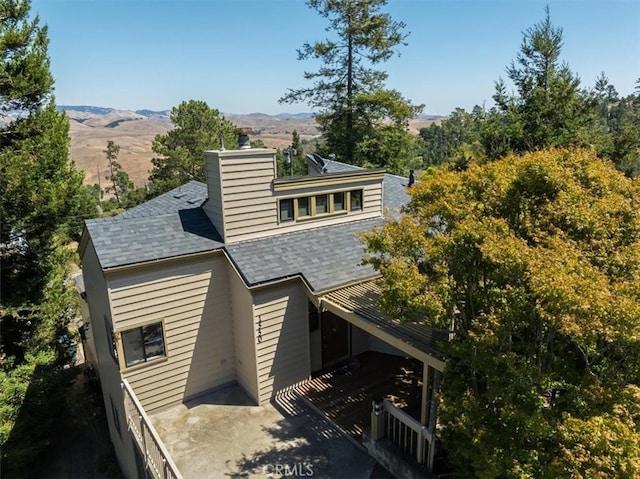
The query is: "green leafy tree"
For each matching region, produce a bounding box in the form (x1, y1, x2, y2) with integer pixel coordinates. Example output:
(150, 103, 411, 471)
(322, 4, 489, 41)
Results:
(0, 0, 90, 474)
(419, 108, 485, 167)
(280, 0, 422, 167)
(363, 148, 640, 477)
(149, 100, 239, 195)
(607, 80, 640, 176)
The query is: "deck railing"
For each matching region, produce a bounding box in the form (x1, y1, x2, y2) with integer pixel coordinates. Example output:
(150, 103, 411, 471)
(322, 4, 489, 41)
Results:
(122, 379, 183, 479)
(370, 398, 435, 470)
(383, 399, 432, 464)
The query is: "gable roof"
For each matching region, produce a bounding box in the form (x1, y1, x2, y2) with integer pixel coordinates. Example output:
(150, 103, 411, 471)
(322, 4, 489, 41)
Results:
(84, 181, 223, 269)
(84, 161, 412, 291)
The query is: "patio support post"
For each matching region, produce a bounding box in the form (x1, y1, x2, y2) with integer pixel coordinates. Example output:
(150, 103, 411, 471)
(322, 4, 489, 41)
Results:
(370, 396, 385, 440)
(420, 362, 430, 425)
(426, 370, 442, 470)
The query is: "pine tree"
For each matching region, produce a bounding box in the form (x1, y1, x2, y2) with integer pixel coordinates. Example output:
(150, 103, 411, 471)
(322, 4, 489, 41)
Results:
(483, 7, 597, 158)
(280, 0, 422, 168)
(0, 1, 89, 473)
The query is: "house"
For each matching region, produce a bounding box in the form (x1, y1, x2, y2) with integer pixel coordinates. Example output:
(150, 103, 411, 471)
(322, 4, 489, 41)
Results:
(77, 143, 447, 478)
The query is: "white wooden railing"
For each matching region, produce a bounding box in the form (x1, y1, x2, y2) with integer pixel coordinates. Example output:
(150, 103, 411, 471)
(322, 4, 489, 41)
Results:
(378, 398, 435, 469)
(122, 379, 183, 479)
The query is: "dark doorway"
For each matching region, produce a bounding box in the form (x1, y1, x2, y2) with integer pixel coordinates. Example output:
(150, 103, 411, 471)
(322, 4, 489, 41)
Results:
(321, 311, 349, 366)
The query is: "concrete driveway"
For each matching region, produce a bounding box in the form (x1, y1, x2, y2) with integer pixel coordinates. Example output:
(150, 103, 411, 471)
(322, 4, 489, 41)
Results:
(150, 385, 378, 478)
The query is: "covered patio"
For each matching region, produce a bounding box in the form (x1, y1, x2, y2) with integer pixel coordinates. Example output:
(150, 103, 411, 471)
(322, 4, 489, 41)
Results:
(296, 351, 423, 441)
(313, 280, 448, 476)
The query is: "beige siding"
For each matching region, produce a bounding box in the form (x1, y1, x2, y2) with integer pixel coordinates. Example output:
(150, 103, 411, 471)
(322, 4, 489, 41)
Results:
(204, 149, 386, 244)
(204, 149, 277, 243)
(363, 182, 383, 212)
(108, 253, 236, 412)
(219, 153, 278, 242)
(226, 179, 384, 243)
(81, 240, 139, 479)
(229, 264, 259, 403)
(253, 282, 310, 404)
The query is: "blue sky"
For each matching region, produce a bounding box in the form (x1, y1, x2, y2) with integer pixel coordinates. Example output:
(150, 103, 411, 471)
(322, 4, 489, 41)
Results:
(33, 0, 640, 116)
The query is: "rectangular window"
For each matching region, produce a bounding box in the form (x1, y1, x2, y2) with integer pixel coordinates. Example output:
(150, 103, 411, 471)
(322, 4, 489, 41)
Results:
(297, 196, 310, 217)
(316, 194, 328, 214)
(279, 198, 294, 222)
(121, 322, 166, 368)
(350, 190, 363, 211)
(333, 192, 345, 211)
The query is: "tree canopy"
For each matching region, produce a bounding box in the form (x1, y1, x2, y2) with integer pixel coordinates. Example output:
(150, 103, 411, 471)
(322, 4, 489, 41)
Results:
(280, 0, 423, 173)
(419, 8, 640, 178)
(0, 0, 93, 473)
(363, 148, 640, 477)
(149, 100, 239, 196)
(486, 6, 596, 157)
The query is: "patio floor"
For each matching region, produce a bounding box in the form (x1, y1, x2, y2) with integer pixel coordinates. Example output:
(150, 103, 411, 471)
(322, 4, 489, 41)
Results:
(296, 351, 424, 441)
(150, 385, 378, 479)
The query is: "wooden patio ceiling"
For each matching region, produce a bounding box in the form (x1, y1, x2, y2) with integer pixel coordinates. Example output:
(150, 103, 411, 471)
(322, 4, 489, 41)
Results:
(319, 281, 448, 370)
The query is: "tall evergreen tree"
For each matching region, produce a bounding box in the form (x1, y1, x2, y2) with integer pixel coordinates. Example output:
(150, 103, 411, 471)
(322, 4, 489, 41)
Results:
(483, 7, 597, 158)
(0, 1, 89, 473)
(104, 140, 123, 205)
(280, 0, 422, 168)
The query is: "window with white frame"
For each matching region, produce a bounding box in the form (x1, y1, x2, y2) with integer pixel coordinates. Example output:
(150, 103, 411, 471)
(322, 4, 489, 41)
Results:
(121, 321, 166, 368)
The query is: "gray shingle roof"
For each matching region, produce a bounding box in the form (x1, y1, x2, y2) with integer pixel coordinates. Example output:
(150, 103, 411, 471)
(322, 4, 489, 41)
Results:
(119, 181, 208, 219)
(322, 159, 363, 174)
(85, 183, 223, 269)
(85, 166, 410, 290)
(226, 218, 383, 292)
(383, 173, 410, 216)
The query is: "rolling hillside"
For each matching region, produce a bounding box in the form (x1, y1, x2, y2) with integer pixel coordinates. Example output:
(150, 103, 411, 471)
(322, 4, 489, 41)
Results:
(62, 106, 441, 186)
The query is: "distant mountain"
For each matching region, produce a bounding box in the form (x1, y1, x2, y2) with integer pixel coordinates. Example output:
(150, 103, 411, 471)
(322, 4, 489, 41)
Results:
(274, 112, 314, 119)
(417, 114, 446, 121)
(57, 105, 115, 115)
(57, 105, 317, 119)
(135, 109, 171, 119)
